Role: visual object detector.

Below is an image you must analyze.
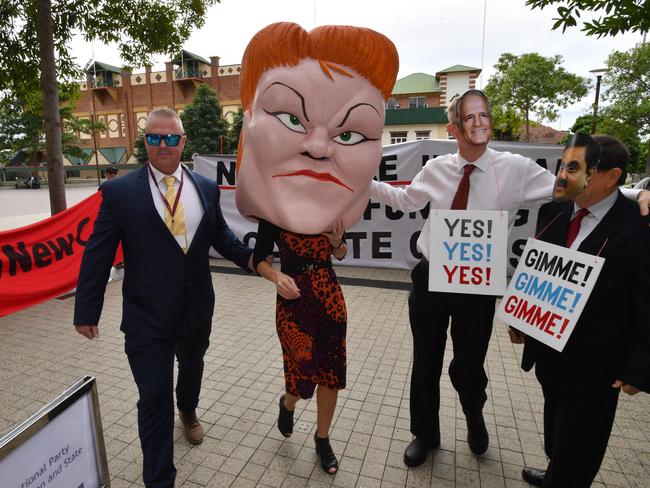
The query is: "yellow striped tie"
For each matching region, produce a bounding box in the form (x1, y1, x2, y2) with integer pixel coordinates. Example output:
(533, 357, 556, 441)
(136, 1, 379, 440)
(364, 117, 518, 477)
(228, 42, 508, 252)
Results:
(163, 175, 188, 252)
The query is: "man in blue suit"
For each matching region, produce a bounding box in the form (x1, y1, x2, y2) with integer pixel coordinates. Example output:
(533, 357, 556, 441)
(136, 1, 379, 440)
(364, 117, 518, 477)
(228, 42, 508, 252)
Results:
(74, 108, 253, 488)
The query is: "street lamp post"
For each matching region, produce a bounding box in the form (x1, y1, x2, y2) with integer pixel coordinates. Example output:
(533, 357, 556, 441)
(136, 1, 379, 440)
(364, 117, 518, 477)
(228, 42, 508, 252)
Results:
(590, 68, 608, 134)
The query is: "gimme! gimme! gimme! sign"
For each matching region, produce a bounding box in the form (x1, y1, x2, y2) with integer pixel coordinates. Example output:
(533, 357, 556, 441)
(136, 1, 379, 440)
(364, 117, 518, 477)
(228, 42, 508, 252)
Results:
(497, 238, 604, 352)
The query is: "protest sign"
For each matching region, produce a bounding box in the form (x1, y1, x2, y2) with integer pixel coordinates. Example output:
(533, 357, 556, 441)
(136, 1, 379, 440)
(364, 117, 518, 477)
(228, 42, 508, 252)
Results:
(497, 238, 604, 352)
(428, 210, 508, 295)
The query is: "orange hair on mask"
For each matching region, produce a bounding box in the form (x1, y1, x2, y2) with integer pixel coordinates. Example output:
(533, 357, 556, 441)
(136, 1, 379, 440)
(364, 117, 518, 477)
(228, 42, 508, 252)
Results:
(237, 22, 399, 172)
(240, 22, 399, 111)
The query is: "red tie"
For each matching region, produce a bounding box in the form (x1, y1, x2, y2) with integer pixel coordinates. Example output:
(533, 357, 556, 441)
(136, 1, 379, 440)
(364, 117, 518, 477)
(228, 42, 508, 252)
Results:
(451, 164, 476, 210)
(565, 208, 590, 247)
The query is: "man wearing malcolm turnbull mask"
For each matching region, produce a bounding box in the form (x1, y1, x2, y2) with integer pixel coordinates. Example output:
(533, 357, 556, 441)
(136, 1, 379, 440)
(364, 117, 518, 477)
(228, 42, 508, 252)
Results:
(510, 134, 650, 488)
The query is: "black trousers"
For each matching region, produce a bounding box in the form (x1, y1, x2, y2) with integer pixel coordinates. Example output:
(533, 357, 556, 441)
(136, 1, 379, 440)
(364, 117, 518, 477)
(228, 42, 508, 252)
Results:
(536, 366, 620, 488)
(409, 259, 496, 442)
(125, 326, 211, 488)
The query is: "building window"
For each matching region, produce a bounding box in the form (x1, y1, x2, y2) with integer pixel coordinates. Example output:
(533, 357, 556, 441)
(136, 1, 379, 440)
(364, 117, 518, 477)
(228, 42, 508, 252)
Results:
(409, 96, 426, 108)
(390, 131, 407, 144)
(416, 131, 431, 140)
(386, 98, 397, 109)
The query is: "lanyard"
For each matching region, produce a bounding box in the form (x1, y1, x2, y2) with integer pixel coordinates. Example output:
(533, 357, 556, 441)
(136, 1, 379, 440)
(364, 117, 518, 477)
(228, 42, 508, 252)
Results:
(148, 163, 184, 223)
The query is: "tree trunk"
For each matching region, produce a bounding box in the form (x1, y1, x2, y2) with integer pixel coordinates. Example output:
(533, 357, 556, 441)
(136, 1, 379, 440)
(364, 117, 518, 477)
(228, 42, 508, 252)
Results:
(36, 0, 66, 215)
(524, 107, 530, 142)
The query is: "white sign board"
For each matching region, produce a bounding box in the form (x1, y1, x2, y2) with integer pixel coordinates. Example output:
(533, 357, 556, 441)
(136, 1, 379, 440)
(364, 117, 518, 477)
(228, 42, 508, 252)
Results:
(0, 377, 109, 488)
(428, 210, 508, 295)
(497, 238, 604, 352)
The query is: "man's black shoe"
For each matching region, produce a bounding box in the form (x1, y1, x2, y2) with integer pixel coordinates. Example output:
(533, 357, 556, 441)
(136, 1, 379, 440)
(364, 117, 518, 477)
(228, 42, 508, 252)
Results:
(466, 411, 489, 455)
(403, 435, 440, 467)
(522, 466, 545, 487)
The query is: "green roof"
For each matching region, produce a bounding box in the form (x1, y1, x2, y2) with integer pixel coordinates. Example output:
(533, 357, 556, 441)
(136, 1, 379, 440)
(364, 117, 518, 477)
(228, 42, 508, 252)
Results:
(385, 107, 448, 125)
(98, 147, 127, 164)
(86, 61, 122, 74)
(173, 49, 210, 66)
(391, 73, 440, 95)
(437, 64, 481, 74)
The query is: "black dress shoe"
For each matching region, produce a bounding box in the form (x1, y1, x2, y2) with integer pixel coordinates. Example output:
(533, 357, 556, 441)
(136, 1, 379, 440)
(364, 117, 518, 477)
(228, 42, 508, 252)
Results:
(522, 466, 545, 487)
(466, 411, 489, 455)
(403, 435, 440, 467)
(277, 394, 294, 437)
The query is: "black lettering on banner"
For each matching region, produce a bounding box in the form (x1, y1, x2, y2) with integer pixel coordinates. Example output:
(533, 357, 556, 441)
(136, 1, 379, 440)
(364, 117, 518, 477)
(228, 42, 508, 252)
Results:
(410, 202, 430, 220)
(509, 238, 527, 269)
(410, 231, 422, 259)
(379, 154, 398, 181)
(363, 200, 380, 220)
(2, 242, 32, 276)
(345, 232, 366, 259)
(536, 158, 548, 169)
(217, 161, 236, 185)
(33, 243, 52, 267)
(385, 206, 404, 220)
(514, 209, 529, 227)
(372, 232, 392, 259)
(75, 218, 91, 246)
(47, 235, 74, 260)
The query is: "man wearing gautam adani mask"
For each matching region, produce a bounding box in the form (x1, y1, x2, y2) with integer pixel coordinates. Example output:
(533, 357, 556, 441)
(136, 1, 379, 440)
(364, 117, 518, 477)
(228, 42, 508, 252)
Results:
(552, 132, 601, 203)
(369, 89, 650, 468)
(513, 134, 650, 488)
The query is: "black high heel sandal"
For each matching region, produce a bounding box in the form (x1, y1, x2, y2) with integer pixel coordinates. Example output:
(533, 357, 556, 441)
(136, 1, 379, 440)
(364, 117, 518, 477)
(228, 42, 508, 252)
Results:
(314, 433, 339, 474)
(277, 394, 294, 437)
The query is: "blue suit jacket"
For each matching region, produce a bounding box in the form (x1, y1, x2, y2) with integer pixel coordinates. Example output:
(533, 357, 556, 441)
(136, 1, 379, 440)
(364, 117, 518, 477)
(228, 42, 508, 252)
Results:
(74, 165, 252, 338)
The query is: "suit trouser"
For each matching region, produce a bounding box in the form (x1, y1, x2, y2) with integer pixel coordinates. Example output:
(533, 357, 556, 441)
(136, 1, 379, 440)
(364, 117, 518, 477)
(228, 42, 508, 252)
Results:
(536, 366, 619, 488)
(125, 326, 211, 488)
(409, 259, 496, 443)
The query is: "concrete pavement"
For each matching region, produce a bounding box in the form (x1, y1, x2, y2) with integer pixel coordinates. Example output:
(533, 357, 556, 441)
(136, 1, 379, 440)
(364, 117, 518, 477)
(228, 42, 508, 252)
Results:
(0, 261, 648, 487)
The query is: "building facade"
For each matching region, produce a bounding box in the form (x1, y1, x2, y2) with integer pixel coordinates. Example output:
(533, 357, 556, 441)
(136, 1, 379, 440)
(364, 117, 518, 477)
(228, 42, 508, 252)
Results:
(382, 65, 481, 145)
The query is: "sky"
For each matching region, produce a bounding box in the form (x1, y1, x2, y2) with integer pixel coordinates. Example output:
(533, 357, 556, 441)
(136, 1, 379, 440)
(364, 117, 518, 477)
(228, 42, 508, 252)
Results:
(70, 0, 645, 132)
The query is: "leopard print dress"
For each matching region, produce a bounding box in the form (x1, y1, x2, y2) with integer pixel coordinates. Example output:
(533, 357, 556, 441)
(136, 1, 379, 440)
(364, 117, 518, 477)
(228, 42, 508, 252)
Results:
(253, 219, 347, 399)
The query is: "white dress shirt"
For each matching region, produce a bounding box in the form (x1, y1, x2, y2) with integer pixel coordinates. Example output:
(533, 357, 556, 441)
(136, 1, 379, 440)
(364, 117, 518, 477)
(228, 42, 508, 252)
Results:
(568, 189, 618, 250)
(148, 163, 204, 248)
(370, 148, 556, 260)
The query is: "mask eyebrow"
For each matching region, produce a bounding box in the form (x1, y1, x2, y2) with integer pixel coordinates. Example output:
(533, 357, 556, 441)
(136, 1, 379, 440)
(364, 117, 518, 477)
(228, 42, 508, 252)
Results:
(337, 103, 380, 128)
(263, 82, 309, 122)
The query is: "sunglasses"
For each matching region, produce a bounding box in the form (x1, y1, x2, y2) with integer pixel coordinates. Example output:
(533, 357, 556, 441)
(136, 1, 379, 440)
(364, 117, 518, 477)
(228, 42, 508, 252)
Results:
(145, 133, 183, 147)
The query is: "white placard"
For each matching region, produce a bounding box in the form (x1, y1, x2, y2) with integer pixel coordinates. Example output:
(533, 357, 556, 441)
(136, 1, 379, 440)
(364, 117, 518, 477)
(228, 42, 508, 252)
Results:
(497, 238, 604, 352)
(428, 210, 508, 295)
(0, 378, 107, 488)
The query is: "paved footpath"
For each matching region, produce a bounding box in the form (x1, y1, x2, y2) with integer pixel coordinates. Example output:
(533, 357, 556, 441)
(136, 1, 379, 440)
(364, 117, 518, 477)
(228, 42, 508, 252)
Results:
(1, 261, 648, 487)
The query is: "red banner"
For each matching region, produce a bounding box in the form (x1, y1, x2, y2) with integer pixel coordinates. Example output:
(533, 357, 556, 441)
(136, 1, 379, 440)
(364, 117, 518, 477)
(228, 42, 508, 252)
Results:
(0, 192, 121, 317)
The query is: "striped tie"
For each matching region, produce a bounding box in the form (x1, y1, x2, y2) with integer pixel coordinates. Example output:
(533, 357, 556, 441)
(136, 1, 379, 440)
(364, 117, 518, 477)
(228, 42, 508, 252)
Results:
(163, 175, 188, 252)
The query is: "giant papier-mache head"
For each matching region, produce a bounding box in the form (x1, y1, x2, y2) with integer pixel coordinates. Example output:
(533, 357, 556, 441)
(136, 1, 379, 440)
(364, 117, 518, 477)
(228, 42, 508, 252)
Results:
(235, 22, 399, 234)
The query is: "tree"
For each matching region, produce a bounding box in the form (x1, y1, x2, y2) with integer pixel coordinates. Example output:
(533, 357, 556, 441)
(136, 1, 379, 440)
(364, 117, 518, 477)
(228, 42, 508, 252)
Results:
(526, 0, 650, 37)
(0, 0, 219, 214)
(485, 52, 589, 141)
(564, 111, 646, 174)
(133, 130, 148, 164)
(602, 42, 650, 174)
(225, 107, 244, 154)
(180, 84, 228, 160)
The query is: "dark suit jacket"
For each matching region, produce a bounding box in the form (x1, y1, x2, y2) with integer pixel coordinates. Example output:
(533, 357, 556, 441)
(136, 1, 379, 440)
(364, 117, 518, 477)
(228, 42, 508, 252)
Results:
(74, 165, 252, 338)
(522, 191, 650, 393)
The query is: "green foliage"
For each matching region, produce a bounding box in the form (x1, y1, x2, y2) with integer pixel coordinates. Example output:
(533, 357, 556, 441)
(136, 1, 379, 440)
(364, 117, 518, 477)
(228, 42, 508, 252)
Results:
(0, 85, 104, 161)
(565, 111, 646, 173)
(180, 84, 228, 160)
(526, 0, 650, 38)
(0, 0, 220, 97)
(133, 130, 148, 164)
(225, 107, 244, 154)
(485, 52, 589, 141)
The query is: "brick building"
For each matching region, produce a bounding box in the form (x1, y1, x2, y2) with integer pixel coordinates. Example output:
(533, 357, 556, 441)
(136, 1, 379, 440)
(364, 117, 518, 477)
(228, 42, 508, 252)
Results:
(72, 50, 242, 166)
